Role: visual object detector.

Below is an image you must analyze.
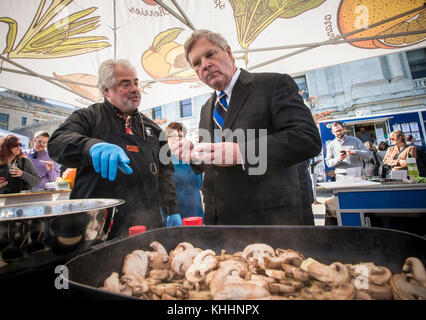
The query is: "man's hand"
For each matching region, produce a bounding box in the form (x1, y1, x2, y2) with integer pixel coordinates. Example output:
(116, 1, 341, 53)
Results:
(169, 139, 195, 163)
(90, 142, 133, 181)
(338, 150, 349, 161)
(193, 142, 242, 166)
(45, 161, 54, 171)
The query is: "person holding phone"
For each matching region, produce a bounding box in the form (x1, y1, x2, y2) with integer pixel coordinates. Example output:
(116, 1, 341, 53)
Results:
(0, 134, 41, 194)
(326, 122, 372, 178)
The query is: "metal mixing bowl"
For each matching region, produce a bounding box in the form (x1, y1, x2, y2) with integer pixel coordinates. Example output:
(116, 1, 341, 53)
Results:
(0, 198, 124, 275)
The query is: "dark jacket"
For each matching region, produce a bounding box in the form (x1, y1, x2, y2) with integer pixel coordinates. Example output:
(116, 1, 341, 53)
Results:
(48, 100, 178, 238)
(192, 69, 322, 225)
(0, 157, 41, 194)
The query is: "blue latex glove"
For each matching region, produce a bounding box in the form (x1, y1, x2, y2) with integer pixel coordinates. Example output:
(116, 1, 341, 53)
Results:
(167, 214, 182, 227)
(90, 142, 133, 181)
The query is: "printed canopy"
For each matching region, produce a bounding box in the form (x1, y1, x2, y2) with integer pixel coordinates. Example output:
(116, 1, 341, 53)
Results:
(0, 0, 424, 109)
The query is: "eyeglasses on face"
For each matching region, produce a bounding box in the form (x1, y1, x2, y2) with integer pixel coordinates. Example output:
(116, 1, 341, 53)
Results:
(35, 140, 48, 145)
(12, 143, 22, 148)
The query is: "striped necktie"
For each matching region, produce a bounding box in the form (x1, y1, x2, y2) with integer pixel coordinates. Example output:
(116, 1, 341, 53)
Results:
(213, 91, 228, 137)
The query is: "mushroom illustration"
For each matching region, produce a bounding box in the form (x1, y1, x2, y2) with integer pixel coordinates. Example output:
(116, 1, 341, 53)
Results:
(402, 257, 426, 287)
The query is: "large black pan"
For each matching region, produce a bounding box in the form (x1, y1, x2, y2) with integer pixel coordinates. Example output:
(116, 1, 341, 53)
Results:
(65, 225, 425, 300)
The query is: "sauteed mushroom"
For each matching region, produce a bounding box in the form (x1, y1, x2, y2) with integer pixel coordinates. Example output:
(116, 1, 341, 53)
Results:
(100, 241, 425, 300)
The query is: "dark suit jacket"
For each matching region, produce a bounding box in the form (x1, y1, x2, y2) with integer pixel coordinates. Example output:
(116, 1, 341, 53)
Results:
(193, 69, 322, 225)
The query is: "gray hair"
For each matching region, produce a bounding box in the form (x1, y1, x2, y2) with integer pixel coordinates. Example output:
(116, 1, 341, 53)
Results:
(98, 59, 137, 97)
(184, 30, 228, 65)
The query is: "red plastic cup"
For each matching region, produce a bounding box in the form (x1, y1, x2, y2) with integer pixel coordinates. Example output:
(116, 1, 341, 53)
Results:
(182, 217, 203, 226)
(129, 225, 146, 236)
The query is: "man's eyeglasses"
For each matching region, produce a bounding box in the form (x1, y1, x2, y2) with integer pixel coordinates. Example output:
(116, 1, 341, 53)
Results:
(167, 135, 183, 139)
(35, 140, 47, 145)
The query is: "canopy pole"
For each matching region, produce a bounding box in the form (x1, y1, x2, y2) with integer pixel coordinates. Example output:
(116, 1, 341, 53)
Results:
(154, 0, 193, 29)
(113, 0, 117, 60)
(0, 55, 96, 102)
(169, 0, 196, 30)
(233, 29, 426, 54)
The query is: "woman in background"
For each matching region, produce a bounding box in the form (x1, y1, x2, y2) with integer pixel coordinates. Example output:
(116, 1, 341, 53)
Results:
(383, 130, 416, 171)
(0, 134, 41, 194)
(363, 141, 381, 177)
(377, 141, 389, 162)
(163, 122, 204, 223)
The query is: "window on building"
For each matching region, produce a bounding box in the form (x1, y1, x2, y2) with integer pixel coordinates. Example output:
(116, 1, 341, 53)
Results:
(407, 48, 426, 79)
(33, 119, 39, 125)
(294, 75, 308, 101)
(152, 106, 162, 120)
(180, 98, 192, 118)
(21, 117, 27, 126)
(0, 113, 9, 130)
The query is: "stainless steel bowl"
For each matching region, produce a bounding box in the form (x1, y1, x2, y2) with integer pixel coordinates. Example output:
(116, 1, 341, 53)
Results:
(0, 198, 124, 275)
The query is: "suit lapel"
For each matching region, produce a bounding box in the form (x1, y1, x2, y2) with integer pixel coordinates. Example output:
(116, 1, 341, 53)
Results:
(201, 93, 216, 142)
(223, 69, 251, 132)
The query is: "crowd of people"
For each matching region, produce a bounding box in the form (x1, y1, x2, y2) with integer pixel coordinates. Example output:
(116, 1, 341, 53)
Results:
(326, 122, 425, 180)
(1, 29, 425, 240)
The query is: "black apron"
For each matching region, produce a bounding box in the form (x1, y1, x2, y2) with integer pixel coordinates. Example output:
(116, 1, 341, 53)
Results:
(109, 126, 162, 239)
(71, 117, 163, 239)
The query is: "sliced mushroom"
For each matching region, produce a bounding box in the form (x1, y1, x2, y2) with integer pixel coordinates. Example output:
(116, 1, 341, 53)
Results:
(213, 282, 271, 300)
(189, 290, 211, 300)
(170, 242, 195, 259)
(171, 248, 201, 275)
(369, 265, 392, 285)
(121, 273, 149, 296)
(210, 263, 247, 297)
(185, 249, 217, 283)
(313, 283, 355, 300)
(402, 257, 426, 287)
(148, 252, 170, 269)
(149, 241, 167, 255)
(276, 249, 304, 267)
(281, 263, 310, 282)
(352, 279, 393, 300)
(390, 274, 426, 300)
(301, 258, 349, 285)
(354, 290, 373, 300)
(149, 269, 174, 281)
(242, 243, 275, 269)
(122, 250, 148, 278)
(101, 272, 132, 296)
(264, 269, 286, 280)
(269, 279, 303, 294)
(150, 283, 188, 299)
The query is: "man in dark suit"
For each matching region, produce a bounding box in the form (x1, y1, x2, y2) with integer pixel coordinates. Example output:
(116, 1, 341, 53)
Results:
(170, 30, 321, 225)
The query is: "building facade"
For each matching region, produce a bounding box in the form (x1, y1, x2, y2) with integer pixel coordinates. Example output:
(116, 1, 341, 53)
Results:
(0, 90, 73, 140)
